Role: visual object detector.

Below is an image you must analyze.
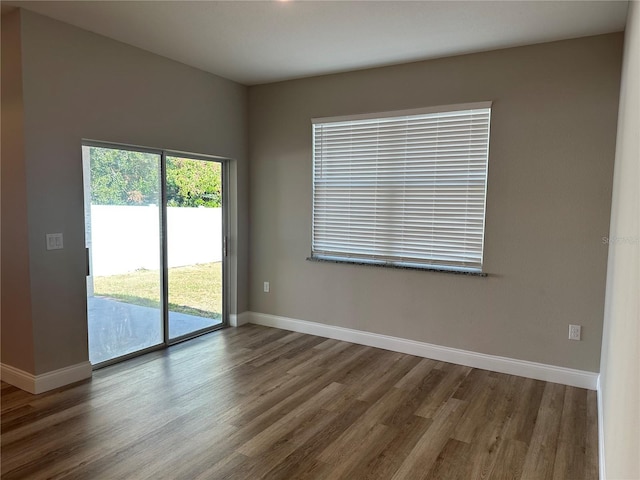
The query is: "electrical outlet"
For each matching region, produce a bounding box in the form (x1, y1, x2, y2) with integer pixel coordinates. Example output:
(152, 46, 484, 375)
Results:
(568, 324, 581, 341)
(263, 281, 270, 293)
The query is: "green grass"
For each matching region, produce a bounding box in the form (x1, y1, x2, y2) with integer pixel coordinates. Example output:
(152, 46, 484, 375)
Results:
(94, 262, 222, 318)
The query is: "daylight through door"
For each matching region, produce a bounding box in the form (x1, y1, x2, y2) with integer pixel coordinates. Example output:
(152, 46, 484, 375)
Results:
(83, 144, 226, 366)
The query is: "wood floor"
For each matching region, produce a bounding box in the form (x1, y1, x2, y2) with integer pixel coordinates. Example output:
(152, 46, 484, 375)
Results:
(1, 325, 598, 479)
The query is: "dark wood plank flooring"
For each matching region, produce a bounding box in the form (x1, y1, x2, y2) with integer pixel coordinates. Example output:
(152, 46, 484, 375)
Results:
(0, 325, 598, 479)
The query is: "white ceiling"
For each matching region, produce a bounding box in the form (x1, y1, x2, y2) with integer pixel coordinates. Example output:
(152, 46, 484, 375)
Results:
(13, 1, 629, 86)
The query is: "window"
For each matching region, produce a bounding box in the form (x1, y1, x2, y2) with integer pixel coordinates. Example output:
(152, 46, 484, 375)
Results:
(311, 102, 491, 273)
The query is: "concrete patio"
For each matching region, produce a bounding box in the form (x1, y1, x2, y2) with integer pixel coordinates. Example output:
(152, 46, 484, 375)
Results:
(88, 296, 222, 364)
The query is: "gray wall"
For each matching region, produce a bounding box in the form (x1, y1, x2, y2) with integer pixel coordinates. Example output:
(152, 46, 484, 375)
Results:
(248, 33, 623, 372)
(1, 10, 35, 373)
(6, 10, 249, 374)
(600, 2, 640, 478)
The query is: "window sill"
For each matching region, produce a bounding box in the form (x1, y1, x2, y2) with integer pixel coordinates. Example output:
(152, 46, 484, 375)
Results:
(306, 256, 488, 277)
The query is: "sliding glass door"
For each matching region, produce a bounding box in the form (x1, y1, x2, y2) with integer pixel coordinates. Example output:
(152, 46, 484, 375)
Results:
(83, 144, 226, 366)
(165, 156, 225, 341)
(83, 146, 164, 364)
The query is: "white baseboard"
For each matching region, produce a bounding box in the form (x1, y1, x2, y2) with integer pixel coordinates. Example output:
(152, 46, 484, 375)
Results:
(597, 375, 606, 479)
(230, 312, 250, 327)
(246, 312, 598, 390)
(0, 363, 36, 393)
(1, 361, 92, 395)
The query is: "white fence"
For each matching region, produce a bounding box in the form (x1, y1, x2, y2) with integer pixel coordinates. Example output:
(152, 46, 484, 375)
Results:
(88, 205, 222, 277)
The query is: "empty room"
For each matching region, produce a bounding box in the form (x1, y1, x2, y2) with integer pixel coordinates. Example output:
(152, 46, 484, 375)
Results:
(1, 1, 638, 479)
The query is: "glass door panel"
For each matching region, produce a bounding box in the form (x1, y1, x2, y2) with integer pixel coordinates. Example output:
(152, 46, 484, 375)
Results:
(83, 146, 163, 365)
(165, 156, 224, 341)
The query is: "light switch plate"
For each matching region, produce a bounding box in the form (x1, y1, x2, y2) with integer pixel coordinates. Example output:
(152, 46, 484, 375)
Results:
(46, 233, 64, 250)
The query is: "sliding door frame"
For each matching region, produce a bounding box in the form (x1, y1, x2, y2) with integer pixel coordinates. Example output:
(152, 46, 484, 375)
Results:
(83, 140, 229, 368)
(163, 150, 229, 345)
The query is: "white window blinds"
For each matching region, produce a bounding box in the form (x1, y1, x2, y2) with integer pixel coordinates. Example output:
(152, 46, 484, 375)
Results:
(312, 102, 491, 272)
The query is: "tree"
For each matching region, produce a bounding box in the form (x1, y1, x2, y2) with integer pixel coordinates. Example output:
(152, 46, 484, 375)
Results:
(89, 148, 221, 208)
(90, 147, 160, 205)
(166, 157, 221, 207)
